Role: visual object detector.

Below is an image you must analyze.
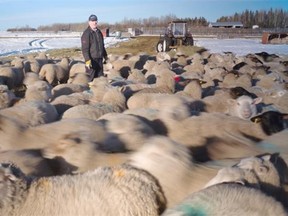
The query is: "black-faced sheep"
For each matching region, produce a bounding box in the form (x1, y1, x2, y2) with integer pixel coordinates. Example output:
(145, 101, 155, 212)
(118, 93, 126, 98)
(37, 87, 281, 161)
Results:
(251, 111, 288, 135)
(0, 163, 166, 216)
(0, 149, 75, 177)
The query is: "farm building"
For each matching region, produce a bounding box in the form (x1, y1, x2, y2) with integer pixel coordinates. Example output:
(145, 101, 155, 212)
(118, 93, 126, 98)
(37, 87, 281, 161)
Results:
(209, 22, 244, 28)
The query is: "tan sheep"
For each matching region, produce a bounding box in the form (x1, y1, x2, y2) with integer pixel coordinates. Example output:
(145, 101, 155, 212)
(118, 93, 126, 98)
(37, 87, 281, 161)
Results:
(0, 116, 107, 151)
(0, 149, 74, 177)
(0, 85, 16, 109)
(127, 135, 219, 207)
(41, 131, 129, 173)
(38, 57, 70, 86)
(0, 163, 167, 216)
(0, 101, 59, 127)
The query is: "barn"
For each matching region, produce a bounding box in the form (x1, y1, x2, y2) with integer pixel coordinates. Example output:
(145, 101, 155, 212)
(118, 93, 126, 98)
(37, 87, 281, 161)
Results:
(208, 21, 244, 28)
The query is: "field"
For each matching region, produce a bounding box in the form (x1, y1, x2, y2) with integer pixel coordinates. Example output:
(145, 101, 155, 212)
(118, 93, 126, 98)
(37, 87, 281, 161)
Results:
(44, 36, 204, 59)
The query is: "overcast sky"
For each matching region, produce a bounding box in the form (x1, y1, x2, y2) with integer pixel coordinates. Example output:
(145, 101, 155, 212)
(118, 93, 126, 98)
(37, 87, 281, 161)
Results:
(0, 0, 287, 31)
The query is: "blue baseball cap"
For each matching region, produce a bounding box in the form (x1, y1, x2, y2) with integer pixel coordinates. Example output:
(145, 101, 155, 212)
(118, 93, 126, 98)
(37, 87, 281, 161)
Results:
(89, 14, 98, 21)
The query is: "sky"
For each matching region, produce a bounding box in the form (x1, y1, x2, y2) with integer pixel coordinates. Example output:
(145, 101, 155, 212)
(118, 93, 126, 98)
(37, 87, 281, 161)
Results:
(0, 0, 287, 31)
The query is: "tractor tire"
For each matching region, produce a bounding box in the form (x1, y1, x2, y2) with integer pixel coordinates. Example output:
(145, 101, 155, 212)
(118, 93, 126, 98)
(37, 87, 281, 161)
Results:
(156, 40, 164, 52)
(183, 37, 194, 46)
(163, 37, 172, 51)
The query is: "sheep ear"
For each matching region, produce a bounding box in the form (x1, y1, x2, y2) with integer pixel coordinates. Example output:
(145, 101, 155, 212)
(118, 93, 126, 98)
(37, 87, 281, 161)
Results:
(253, 97, 262, 104)
(0, 166, 17, 182)
(250, 115, 262, 123)
(261, 154, 272, 161)
(235, 180, 246, 186)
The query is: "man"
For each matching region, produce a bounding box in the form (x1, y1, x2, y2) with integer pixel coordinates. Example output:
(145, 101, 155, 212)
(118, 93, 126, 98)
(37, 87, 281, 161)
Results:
(81, 14, 108, 80)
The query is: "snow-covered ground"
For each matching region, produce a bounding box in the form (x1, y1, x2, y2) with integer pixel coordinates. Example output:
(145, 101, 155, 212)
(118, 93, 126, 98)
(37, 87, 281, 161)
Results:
(0, 31, 287, 57)
(194, 38, 288, 57)
(0, 31, 128, 57)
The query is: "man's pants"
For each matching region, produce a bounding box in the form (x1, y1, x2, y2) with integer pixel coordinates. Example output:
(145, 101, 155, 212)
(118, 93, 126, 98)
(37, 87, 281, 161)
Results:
(92, 58, 104, 78)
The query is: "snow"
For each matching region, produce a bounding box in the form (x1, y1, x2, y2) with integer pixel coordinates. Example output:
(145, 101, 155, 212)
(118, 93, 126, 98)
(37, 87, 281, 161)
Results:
(0, 31, 129, 57)
(194, 38, 288, 57)
(0, 31, 287, 57)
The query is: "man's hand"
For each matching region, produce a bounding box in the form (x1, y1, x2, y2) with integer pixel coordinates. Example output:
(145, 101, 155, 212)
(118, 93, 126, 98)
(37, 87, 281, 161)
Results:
(85, 60, 92, 68)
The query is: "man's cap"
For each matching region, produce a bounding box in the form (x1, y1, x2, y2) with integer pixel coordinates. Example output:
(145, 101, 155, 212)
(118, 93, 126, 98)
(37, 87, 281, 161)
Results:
(89, 14, 98, 21)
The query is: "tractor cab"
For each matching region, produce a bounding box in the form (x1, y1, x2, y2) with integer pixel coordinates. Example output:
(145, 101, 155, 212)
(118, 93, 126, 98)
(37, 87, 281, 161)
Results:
(156, 21, 194, 52)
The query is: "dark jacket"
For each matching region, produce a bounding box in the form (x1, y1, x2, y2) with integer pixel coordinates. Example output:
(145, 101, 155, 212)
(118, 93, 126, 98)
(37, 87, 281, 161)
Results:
(81, 27, 107, 62)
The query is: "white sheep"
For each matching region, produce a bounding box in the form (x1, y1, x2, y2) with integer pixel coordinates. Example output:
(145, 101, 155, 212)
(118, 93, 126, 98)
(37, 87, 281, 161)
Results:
(227, 95, 262, 120)
(162, 183, 287, 216)
(0, 163, 167, 216)
(205, 153, 284, 187)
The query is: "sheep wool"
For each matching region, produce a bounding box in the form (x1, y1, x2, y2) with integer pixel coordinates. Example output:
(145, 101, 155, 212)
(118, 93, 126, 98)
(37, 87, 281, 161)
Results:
(0, 163, 166, 216)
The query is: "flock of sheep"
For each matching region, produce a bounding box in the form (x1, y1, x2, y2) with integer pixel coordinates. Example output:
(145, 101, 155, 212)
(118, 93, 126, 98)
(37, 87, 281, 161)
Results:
(0, 46, 287, 215)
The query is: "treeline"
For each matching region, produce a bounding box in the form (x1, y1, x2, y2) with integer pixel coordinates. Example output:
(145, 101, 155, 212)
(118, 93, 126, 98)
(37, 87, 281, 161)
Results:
(217, 8, 288, 28)
(7, 9, 288, 32)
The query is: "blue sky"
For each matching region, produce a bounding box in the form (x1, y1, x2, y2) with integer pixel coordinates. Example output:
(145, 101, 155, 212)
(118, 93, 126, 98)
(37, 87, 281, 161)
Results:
(0, 0, 287, 31)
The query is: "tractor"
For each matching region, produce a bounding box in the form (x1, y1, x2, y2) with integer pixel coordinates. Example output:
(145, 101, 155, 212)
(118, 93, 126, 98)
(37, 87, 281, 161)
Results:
(156, 21, 194, 52)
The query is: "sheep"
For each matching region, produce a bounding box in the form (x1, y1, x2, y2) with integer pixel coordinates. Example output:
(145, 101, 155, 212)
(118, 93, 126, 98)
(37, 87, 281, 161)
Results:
(127, 135, 220, 207)
(21, 80, 53, 102)
(0, 84, 17, 109)
(162, 183, 287, 216)
(51, 83, 89, 99)
(0, 163, 167, 216)
(22, 72, 41, 87)
(175, 78, 203, 99)
(0, 60, 25, 89)
(0, 149, 75, 177)
(50, 92, 90, 115)
(251, 111, 288, 135)
(61, 103, 118, 120)
(121, 67, 176, 97)
(127, 92, 191, 111)
(157, 110, 267, 160)
(68, 62, 86, 78)
(0, 101, 59, 127)
(67, 72, 90, 85)
(227, 95, 262, 120)
(41, 131, 130, 173)
(61, 87, 127, 120)
(204, 166, 260, 188)
(205, 153, 284, 189)
(98, 113, 157, 151)
(38, 57, 70, 86)
(0, 116, 107, 151)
